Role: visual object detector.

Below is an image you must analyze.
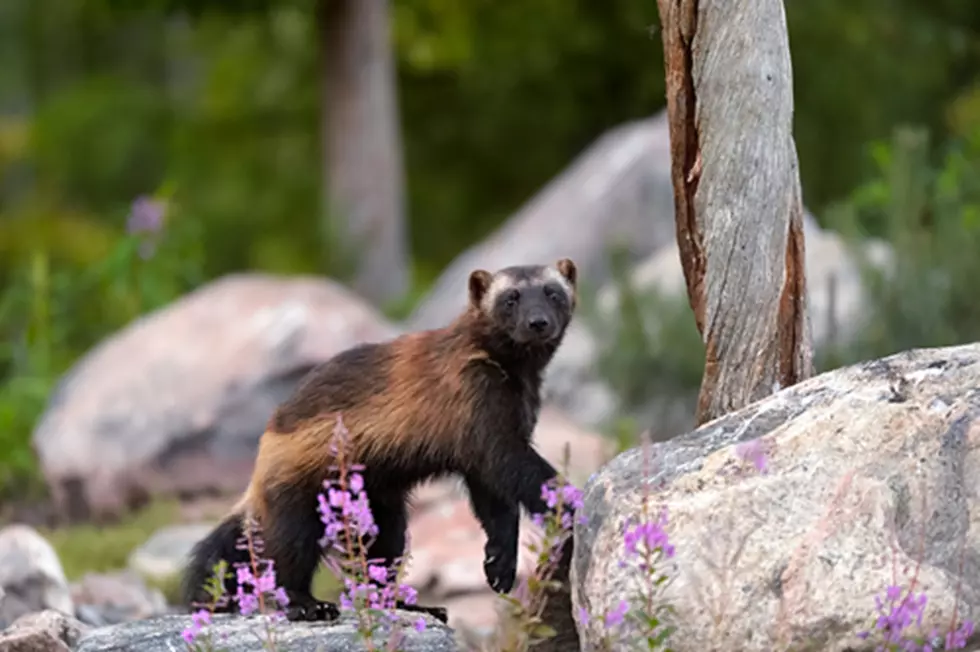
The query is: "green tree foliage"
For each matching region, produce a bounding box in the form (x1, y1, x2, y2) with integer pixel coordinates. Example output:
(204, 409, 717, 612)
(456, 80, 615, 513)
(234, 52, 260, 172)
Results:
(823, 121, 980, 366)
(787, 0, 980, 208)
(586, 247, 704, 415)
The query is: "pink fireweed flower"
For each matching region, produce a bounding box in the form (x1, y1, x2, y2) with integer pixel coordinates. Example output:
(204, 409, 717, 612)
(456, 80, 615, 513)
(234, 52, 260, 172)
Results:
(734, 438, 769, 474)
(605, 599, 629, 627)
(181, 608, 212, 644)
(623, 507, 674, 559)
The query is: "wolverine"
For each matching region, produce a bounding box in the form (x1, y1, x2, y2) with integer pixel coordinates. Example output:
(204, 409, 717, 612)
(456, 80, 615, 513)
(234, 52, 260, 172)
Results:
(181, 258, 580, 624)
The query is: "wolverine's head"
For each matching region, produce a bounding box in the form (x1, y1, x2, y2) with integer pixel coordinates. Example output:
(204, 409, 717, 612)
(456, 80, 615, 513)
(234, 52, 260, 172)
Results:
(467, 258, 578, 346)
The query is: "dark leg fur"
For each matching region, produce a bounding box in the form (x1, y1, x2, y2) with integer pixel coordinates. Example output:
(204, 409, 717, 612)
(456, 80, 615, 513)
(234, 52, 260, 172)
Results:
(480, 445, 561, 518)
(466, 444, 577, 603)
(364, 487, 449, 624)
(262, 483, 340, 622)
(479, 445, 581, 649)
(181, 512, 249, 611)
(465, 474, 520, 594)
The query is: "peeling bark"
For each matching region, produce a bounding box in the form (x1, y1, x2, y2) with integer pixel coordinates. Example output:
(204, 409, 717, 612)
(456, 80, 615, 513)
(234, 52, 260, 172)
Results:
(656, 0, 814, 426)
(658, 0, 705, 335)
(319, 0, 409, 305)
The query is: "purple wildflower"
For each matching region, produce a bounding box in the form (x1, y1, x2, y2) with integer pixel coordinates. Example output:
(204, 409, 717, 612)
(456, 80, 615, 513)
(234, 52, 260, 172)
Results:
(125, 196, 166, 259)
(126, 196, 165, 235)
(236, 587, 260, 616)
(235, 565, 252, 587)
(536, 478, 588, 533)
(368, 564, 388, 584)
(857, 583, 975, 650)
(254, 567, 278, 594)
(414, 617, 427, 632)
(398, 584, 418, 606)
(604, 599, 629, 627)
(191, 609, 211, 627)
(273, 587, 289, 607)
(229, 550, 289, 621)
(350, 473, 364, 494)
(734, 438, 769, 474)
(623, 507, 674, 559)
(317, 416, 425, 641)
(873, 587, 928, 644)
(181, 608, 212, 644)
(946, 620, 975, 649)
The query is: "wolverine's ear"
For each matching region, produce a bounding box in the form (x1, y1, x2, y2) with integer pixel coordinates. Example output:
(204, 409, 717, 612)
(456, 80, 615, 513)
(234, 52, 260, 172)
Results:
(556, 258, 577, 286)
(468, 269, 493, 307)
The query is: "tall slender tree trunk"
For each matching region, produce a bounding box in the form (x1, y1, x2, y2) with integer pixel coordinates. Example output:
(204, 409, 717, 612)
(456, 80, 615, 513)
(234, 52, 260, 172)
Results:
(656, 0, 814, 425)
(317, 0, 409, 305)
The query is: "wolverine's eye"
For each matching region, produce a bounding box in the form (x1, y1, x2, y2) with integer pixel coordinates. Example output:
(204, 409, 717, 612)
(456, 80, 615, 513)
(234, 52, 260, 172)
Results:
(544, 284, 563, 303)
(504, 289, 520, 308)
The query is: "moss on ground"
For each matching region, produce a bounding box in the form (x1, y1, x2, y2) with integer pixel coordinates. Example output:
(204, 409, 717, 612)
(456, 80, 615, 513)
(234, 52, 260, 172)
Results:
(39, 500, 181, 581)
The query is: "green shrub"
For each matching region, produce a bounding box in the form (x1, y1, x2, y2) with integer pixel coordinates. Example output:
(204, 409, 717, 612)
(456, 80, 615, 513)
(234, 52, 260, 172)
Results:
(585, 247, 704, 429)
(0, 192, 203, 499)
(823, 124, 980, 367)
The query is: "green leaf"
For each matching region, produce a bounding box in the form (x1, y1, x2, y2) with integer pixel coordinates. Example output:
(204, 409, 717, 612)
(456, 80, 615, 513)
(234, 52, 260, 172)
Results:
(529, 623, 557, 639)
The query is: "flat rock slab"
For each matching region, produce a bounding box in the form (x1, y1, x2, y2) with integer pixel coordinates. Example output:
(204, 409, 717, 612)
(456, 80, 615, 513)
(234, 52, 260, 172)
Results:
(573, 342, 980, 651)
(74, 613, 459, 652)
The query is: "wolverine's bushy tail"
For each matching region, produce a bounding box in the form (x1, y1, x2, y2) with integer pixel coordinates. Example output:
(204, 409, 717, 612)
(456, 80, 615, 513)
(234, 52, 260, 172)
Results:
(180, 507, 249, 612)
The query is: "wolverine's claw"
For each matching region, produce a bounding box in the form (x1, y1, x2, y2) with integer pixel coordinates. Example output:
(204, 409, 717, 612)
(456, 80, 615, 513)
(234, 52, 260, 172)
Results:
(285, 599, 340, 622)
(483, 546, 517, 594)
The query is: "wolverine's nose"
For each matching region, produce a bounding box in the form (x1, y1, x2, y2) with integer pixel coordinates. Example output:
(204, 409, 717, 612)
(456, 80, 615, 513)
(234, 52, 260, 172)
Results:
(528, 315, 550, 332)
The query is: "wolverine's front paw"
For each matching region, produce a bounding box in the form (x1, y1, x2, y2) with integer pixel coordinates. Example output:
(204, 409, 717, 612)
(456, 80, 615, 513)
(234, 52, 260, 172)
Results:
(422, 605, 449, 624)
(483, 546, 517, 594)
(285, 599, 340, 622)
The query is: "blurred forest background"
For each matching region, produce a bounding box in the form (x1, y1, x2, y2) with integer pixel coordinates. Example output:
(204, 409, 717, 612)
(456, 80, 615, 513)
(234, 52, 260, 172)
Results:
(2, 0, 980, 504)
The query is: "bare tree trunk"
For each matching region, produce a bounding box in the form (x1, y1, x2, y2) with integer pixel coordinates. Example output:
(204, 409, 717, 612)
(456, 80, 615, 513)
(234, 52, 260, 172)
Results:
(656, 0, 814, 426)
(318, 0, 409, 305)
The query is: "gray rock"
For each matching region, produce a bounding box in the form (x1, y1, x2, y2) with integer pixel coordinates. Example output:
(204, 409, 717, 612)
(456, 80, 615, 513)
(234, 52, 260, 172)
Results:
(0, 609, 89, 652)
(70, 571, 169, 625)
(542, 322, 619, 428)
(572, 342, 980, 651)
(31, 274, 399, 521)
(127, 524, 215, 583)
(73, 612, 460, 652)
(0, 525, 73, 629)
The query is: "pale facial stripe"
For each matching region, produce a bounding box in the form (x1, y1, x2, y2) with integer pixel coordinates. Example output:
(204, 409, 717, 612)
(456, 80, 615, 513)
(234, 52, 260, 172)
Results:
(480, 265, 574, 313)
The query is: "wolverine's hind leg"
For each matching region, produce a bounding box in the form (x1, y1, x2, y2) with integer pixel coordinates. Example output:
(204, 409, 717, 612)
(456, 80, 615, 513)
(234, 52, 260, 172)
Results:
(365, 488, 449, 624)
(262, 483, 340, 622)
